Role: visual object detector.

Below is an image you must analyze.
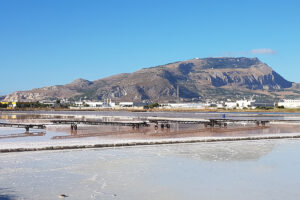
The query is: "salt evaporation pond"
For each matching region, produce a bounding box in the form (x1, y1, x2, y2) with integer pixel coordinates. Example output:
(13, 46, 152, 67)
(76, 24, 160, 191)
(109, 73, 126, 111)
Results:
(1, 111, 300, 152)
(1, 111, 300, 199)
(1, 139, 300, 200)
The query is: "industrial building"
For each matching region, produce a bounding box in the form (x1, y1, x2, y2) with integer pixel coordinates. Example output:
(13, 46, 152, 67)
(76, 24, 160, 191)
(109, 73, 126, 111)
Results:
(278, 99, 300, 108)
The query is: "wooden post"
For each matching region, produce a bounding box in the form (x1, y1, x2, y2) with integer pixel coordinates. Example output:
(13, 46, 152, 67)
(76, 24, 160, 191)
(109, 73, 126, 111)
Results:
(224, 123, 227, 128)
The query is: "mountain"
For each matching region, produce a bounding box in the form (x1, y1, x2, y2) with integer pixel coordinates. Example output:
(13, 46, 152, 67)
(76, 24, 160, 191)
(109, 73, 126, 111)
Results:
(0, 96, 5, 101)
(4, 57, 300, 102)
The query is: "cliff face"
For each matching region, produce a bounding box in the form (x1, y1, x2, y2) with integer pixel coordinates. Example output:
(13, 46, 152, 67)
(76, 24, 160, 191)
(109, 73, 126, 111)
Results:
(4, 57, 298, 102)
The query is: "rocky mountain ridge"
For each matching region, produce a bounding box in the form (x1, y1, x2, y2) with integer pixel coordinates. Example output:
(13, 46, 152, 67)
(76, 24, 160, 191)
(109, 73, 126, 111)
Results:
(4, 57, 300, 102)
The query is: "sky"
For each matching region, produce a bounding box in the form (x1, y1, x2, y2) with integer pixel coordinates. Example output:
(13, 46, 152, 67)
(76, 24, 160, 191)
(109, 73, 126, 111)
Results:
(0, 0, 300, 95)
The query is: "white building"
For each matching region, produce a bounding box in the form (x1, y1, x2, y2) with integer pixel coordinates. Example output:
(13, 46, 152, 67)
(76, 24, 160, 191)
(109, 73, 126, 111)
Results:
(236, 99, 255, 109)
(161, 103, 206, 109)
(85, 101, 104, 108)
(40, 101, 55, 106)
(74, 101, 104, 108)
(225, 102, 237, 109)
(74, 101, 84, 107)
(119, 102, 134, 107)
(278, 99, 300, 108)
(216, 103, 224, 108)
(225, 99, 256, 109)
(110, 102, 116, 108)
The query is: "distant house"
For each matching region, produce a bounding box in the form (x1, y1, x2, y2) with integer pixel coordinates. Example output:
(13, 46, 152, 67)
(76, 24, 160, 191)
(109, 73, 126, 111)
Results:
(40, 101, 55, 107)
(85, 101, 104, 108)
(278, 99, 300, 108)
(236, 99, 255, 109)
(119, 102, 134, 107)
(225, 99, 256, 109)
(225, 102, 237, 109)
(216, 103, 224, 108)
(74, 101, 84, 107)
(110, 102, 116, 108)
(161, 103, 206, 109)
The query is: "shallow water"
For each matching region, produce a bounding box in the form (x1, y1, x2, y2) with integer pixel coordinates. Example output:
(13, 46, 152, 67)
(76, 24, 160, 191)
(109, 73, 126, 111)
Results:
(1, 111, 300, 146)
(0, 139, 300, 200)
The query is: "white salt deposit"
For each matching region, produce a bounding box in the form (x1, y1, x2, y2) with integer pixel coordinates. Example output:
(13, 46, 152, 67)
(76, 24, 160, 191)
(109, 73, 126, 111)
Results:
(1, 139, 300, 200)
(1, 132, 300, 152)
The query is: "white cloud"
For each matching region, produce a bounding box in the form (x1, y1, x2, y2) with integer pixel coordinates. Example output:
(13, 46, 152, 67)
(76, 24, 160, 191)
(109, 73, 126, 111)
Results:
(250, 48, 277, 55)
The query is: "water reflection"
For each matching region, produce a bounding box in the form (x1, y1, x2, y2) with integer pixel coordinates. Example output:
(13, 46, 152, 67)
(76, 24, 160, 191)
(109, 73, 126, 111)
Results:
(0, 131, 45, 140)
(0, 115, 17, 120)
(1, 112, 300, 145)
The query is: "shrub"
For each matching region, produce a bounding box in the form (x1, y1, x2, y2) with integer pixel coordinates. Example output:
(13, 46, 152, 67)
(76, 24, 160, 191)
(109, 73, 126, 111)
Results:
(149, 103, 159, 109)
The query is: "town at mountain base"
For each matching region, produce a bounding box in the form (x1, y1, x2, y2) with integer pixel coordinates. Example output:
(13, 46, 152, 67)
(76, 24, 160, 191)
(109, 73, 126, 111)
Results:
(4, 57, 300, 103)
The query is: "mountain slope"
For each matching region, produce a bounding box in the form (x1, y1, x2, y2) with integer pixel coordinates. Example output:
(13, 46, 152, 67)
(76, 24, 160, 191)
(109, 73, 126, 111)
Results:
(4, 57, 299, 102)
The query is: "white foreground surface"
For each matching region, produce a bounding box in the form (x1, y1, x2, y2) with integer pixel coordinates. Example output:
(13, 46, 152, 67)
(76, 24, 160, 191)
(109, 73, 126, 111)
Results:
(0, 139, 300, 200)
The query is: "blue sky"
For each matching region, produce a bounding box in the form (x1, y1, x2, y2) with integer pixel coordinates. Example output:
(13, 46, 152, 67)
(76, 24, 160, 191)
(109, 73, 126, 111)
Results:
(0, 0, 300, 95)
